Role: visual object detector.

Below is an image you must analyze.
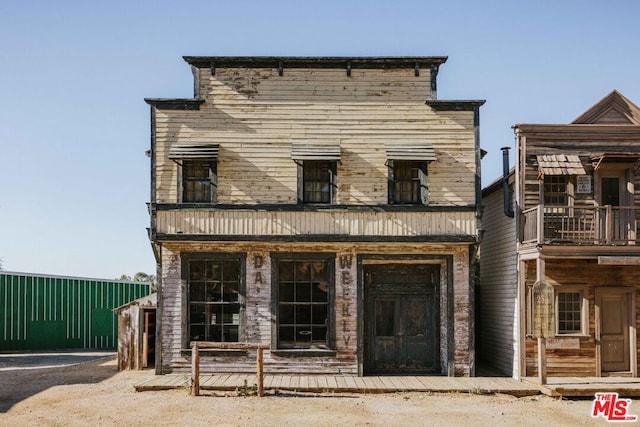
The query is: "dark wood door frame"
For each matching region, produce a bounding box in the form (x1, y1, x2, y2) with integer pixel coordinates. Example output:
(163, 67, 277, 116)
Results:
(595, 287, 636, 377)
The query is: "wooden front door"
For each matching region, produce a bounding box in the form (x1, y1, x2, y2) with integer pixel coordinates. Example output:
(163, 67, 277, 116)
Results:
(597, 290, 631, 373)
(364, 264, 439, 374)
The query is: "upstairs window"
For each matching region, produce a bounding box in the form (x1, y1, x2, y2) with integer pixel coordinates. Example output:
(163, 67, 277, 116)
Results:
(168, 143, 219, 204)
(182, 160, 217, 203)
(543, 175, 568, 205)
(388, 160, 428, 204)
(300, 160, 336, 204)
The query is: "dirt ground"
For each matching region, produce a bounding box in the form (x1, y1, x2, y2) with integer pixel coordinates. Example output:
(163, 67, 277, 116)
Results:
(0, 355, 626, 426)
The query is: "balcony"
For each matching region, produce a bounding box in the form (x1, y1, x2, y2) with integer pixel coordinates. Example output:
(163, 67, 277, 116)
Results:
(154, 207, 477, 240)
(522, 205, 639, 245)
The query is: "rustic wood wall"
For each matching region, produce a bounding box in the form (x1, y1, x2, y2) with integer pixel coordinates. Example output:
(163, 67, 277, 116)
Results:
(478, 182, 519, 376)
(518, 138, 640, 212)
(154, 67, 477, 207)
(524, 259, 640, 377)
(157, 241, 472, 376)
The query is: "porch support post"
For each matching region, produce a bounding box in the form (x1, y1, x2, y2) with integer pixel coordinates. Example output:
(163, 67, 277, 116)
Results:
(536, 257, 547, 385)
(191, 343, 200, 396)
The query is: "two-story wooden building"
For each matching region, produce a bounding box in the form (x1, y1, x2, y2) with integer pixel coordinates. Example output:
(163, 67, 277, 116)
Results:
(480, 91, 640, 378)
(146, 56, 484, 377)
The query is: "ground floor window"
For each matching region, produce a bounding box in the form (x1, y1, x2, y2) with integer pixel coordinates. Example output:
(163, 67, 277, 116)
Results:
(186, 256, 244, 343)
(274, 255, 334, 349)
(556, 287, 588, 335)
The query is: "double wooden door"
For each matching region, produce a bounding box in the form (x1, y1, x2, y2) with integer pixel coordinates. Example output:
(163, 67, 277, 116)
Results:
(364, 264, 439, 375)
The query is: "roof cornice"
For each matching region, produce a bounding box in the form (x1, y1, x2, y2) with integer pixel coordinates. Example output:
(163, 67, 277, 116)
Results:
(144, 98, 205, 110)
(183, 56, 448, 70)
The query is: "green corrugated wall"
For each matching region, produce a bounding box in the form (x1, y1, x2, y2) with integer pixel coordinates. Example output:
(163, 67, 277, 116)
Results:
(0, 272, 150, 351)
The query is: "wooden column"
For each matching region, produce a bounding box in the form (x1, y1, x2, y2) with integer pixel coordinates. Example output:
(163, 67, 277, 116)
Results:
(191, 343, 200, 396)
(536, 257, 547, 385)
(256, 347, 264, 397)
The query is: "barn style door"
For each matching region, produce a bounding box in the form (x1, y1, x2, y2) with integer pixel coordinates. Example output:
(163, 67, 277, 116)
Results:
(364, 264, 439, 375)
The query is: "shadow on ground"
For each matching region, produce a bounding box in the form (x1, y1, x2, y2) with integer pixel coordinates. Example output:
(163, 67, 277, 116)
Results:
(0, 352, 117, 412)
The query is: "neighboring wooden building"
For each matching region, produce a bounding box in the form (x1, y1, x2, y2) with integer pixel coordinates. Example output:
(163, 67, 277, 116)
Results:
(481, 91, 640, 378)
(146, 56, 484, 376)
(115, 293, 156, 370)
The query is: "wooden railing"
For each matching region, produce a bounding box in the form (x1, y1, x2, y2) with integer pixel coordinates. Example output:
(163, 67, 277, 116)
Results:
(522, 205, 639, 245)
(191, 342, 269, 397)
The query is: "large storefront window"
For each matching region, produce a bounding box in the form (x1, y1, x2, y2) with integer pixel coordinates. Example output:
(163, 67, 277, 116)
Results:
(187, 257, 243, 343)
(275, 256, 333, 349)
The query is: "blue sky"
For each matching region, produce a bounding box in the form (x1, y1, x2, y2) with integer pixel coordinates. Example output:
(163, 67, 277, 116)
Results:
(1, 0, 639, 278)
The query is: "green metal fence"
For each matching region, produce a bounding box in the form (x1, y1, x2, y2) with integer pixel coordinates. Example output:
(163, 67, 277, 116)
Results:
(0, 271, 151, 351)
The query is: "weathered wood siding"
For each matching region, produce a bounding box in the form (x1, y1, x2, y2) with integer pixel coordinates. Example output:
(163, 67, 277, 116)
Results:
(157, 242, 472, 376)
(154, 68, 477, 206)
(478, 182, 518, 376)
(518, 137, 640, 211)
(116, 293, 156, 371)
(155, 209, 476, 237)
(523, 259, 640, 377)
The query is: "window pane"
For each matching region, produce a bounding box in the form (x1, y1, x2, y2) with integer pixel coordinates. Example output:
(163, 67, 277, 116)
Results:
(190, 325, 205, 341)
(296, 282, 312, 302)
(206, 282, 221, 302)
(295, 305, 312, 324)
(296, 262, 311, 281)
(223, 281, 239, 302)
(279, 282, 295, 302)
(190, 304, 206, 324)
(190, 282, 205, 302)
(190, 261, 206, 281)
(280, 305, 295, 324)
(311, 305, 328, 325)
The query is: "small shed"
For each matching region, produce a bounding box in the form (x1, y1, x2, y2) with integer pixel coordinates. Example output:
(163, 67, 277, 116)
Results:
(115, 293, 157, 370)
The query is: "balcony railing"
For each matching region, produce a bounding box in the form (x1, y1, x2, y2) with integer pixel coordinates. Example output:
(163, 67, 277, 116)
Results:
(522, 205, 639, 245)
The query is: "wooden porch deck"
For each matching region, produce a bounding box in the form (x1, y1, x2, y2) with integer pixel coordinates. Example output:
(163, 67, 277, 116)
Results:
(135, 373, 540, 397)
(523, 377, 640, 398)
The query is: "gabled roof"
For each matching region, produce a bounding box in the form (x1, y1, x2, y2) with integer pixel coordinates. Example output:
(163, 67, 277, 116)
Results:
(572, 90, 640, 125)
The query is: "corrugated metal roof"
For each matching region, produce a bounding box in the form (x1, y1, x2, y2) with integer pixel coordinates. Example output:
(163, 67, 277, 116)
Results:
(385, 143, 436, 161)
(168, 143, 219, 159)
(291, 142, 341, 160)
(537, 154, 586, 176)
